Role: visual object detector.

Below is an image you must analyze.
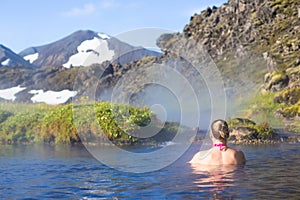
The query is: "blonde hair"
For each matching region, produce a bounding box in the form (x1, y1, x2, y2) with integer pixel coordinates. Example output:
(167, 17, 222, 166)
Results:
(211, 119, 230, 142)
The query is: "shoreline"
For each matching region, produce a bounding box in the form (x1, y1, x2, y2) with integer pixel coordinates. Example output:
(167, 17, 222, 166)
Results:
(1, 133, 299, 146)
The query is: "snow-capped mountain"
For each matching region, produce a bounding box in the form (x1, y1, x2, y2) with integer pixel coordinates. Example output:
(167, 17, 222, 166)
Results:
(0, 44, 34, 68)
(19, 30, 160, 68)
(0, 30, 161, 104)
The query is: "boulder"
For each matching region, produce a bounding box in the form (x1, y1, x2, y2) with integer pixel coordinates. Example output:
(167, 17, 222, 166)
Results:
(230, 127, 258, 140)
(264, 71, 289, 91)
(227, 118, 278, 143)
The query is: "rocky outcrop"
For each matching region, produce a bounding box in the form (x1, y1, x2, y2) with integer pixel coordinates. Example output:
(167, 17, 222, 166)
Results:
(264, 71, 289, 91)
(230, 127, 258, 140)
(0, 66, 32, 89)
(182, 0, 260, 59)
(227, 118, 280, 144)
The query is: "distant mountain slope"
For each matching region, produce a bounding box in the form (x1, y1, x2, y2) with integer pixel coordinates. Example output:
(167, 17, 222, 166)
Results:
(0, 44, 34, 68)
(19, 30, 160, 68)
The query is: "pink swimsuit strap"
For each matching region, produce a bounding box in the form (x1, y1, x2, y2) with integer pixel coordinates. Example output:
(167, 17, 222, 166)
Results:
(213, 143, 226, 151)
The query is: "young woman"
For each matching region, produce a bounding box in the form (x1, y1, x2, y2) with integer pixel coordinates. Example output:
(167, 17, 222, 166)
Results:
(189, 119, 246, 165)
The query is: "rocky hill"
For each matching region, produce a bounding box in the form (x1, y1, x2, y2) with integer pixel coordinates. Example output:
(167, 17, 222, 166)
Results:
(156, 0, 300, 130)
(0, 45, 34, 68)
(159, 0, 298, 90)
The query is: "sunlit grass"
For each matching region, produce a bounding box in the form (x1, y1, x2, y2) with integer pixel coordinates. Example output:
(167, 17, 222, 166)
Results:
(0, 102, 179, 145)
(234, 91, 285, 128)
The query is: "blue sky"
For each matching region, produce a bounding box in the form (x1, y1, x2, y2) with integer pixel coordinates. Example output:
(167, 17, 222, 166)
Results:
(1, 0, 226, 52)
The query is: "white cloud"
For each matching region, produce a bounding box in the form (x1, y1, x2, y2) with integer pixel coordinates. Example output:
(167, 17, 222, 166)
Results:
(100, 0, 121, 9)
(63, 3, 96, 17)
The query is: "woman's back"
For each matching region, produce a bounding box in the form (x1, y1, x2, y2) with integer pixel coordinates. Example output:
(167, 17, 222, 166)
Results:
(189, 147, 246, 165)
(189, 119, 246, 166)
(211, 147, 246, 165)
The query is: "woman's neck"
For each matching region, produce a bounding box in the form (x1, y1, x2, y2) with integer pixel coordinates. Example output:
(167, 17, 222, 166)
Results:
(213, 141, 227, 151)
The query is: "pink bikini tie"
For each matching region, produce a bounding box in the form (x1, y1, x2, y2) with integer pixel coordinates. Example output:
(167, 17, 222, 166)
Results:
(213, 143, 226, 151)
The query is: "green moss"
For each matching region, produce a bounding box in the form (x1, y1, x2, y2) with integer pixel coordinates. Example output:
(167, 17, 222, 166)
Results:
(286, 65, 300, 76)
(279, 100, 300, 118)
(270, 0, 295, 11)
(270, 71, 287, 82)
(264, 71, 289, 90)
(274, 87, 300, 105)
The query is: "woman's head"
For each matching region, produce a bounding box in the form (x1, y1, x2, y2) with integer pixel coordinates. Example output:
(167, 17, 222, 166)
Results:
(210, 119, 230, 142)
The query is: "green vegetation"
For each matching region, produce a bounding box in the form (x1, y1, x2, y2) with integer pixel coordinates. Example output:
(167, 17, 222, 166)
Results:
(227, 118, 277, 141)
(0, 110, 43, 144)
(41, 104, 78, 144)
(236, 91, 285, 127)
(264, 71, 289, 90)
(0, 102, 180, 145)
(279, 102, 300, 119)
(0, 110, 13, 123)
(235, 86, 300, 133)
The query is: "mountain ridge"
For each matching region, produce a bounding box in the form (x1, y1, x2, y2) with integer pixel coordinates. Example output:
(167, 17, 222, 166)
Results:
(18, 29, 160, 68)
(0, 44, 34, 68)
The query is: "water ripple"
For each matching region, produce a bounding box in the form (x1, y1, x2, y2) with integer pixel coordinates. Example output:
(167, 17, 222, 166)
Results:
(0, 143, 299, 199)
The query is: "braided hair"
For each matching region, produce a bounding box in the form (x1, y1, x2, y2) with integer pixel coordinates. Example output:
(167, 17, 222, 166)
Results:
(211, 119, 230, 142)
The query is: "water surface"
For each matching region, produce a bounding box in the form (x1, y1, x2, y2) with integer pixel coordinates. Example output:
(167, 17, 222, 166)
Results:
(0, 142, 299, 199)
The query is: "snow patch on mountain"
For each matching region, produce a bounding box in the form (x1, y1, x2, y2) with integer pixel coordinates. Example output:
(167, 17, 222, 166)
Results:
(0, 85, 26, 101)
(1, 58, 10, 66)
(98, 33, 110, 40)
(29, 89, 77, 105)
(23, 53, 39, 64)
(62, 37, 114, 68)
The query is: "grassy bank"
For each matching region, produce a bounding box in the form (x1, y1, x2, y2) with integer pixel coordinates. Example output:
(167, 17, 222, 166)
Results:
(235, 91, 285, 127)
(234, 89, 300, 133)
(0, 102, 180, 145)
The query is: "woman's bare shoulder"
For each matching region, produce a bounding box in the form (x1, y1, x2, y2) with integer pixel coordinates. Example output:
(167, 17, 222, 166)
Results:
(233, 149, 246, 164)
(189, 149, 212, 164)
(224, 148, 246, 164)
